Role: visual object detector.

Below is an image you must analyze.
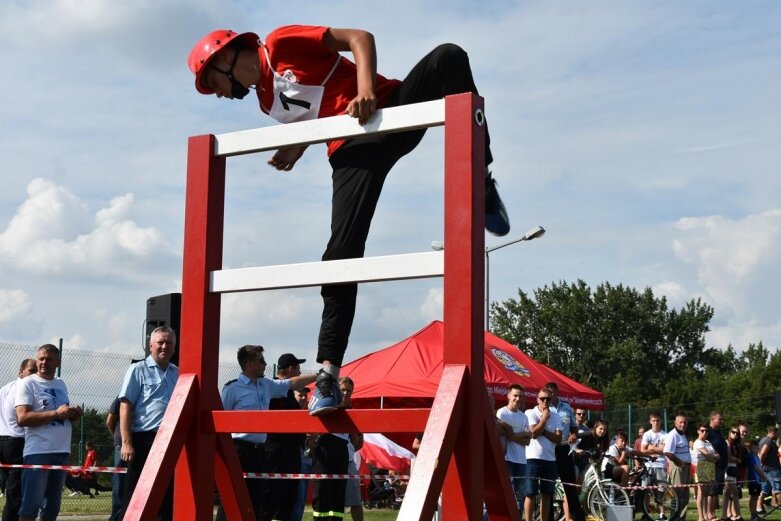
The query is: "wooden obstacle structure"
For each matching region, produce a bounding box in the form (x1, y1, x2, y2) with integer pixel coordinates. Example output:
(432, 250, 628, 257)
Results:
(122, 93, 521, 520)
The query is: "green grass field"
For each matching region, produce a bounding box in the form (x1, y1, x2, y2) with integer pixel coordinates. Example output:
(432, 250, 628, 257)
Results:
(4, 490, 781, 520)
(0, 492, 400, 520)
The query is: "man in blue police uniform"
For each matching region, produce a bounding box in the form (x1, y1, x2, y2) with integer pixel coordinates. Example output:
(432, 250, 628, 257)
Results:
(118, 326, 179, 521)
(216, 345, 316, 521)
(547, 382, 585, 521)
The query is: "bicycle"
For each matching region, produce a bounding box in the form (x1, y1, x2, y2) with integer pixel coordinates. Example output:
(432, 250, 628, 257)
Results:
(626, 455, 680, 521)
(579, 450, 631, 521)
(529, 478, 565, 521)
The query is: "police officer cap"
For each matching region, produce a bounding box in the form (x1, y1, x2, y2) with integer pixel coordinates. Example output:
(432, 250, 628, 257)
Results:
(277, 353, 306, 369)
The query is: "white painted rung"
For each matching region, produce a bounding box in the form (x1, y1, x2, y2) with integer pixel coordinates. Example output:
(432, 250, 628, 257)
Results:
(214, 99, 445, 158)
(211, 251, 444, 293)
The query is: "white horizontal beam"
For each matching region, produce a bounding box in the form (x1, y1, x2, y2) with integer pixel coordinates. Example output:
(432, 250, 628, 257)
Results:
(214, 99, 445, 158)
(211, 251, 444, 293)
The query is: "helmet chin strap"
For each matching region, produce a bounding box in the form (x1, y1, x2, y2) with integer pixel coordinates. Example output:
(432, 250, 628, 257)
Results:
(211, 49, 251, 99)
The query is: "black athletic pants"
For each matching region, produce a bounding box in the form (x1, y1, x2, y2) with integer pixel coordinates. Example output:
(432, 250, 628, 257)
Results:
(317, 43, 492, 366)
(553, 444, 585, 521)
(119, 430, 173, 521)
(312, 434, 349, 520)
(0, 435, 24, 521)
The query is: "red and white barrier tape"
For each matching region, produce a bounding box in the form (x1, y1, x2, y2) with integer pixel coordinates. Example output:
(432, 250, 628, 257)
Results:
(0, 463, 125, 473)
(0, 462, 407, 480)
(517, 475, 757, 491)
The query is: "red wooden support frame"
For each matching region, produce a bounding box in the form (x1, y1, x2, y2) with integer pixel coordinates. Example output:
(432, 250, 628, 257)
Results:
(121, 93, 519, 521)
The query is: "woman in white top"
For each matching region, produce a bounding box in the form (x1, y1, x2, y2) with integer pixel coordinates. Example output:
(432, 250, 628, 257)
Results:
(693, 422, 720, 521)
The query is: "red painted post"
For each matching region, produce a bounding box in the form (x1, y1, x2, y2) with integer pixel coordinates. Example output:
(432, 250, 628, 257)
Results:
(442, 93, 486, 519)
(140, 97, 514, 521)
(175, 134, 227, 520)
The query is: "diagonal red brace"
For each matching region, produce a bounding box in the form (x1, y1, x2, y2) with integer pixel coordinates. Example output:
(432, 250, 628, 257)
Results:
(214, 432, 255, 521)
(483, 391, 522, 521)
(123, 374, 198, 521)
(397, 364, 467, 520)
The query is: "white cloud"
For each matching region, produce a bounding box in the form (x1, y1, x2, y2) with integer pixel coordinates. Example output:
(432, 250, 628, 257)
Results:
(650, 281, 689, 307)
(709, 319, 781, 352)
(0, 288, 44, 342)
(57, 333, 87, 350)
(0, 179, 172, 280)
(673, 210, 781, 314)
(420, 287, 444, 320)
(0, 289, 32, 323)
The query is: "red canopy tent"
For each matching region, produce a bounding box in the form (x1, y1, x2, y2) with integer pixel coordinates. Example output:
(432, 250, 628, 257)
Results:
(342, 320, 603, 411)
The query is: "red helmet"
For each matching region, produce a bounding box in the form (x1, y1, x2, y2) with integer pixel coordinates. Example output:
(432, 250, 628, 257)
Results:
(188, 29, 260, 94)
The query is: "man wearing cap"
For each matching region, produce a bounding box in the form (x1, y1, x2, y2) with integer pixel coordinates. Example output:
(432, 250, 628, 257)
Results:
(187, 26, 512, 418)
(217, 346, 315, 521)
(265, 354, 310, 521)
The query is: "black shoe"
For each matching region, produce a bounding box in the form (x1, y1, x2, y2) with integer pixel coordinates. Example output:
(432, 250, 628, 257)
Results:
(308, 369, 341, 416)
(485, 173, 510, 236)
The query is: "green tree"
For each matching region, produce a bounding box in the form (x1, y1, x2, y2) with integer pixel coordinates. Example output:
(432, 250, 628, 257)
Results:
(69, 408, 113, 463)
(490, 279, 715, 405)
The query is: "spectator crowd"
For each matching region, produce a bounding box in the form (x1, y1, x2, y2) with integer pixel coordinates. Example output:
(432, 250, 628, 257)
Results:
(0, 328, 370, 521)
(4, 337, 779, 521)
(496, 383, 781, 521)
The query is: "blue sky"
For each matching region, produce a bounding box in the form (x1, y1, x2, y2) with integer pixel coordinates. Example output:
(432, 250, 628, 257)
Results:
(0, 1, 779, 371)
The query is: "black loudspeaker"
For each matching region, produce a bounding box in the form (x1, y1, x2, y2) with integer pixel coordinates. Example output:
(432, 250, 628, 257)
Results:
(145, 293, 182, 366)
(775, 390, 781, 425)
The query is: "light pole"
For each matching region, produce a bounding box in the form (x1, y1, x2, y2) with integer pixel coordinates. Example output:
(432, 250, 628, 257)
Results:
(431, 225, 546, 331)
(485, 225, 546, 331)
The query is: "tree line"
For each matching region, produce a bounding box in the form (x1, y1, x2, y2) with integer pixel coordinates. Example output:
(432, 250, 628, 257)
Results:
(490, 279, 781, 436)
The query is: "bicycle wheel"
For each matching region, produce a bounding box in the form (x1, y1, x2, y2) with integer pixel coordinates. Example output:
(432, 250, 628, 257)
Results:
(641, 482, 679, 520)
(531, 490, 565, 521)
(552, 480, 565, 521)
(587, 480, 631, 521)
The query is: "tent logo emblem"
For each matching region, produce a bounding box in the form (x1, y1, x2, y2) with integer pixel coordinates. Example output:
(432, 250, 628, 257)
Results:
(491, 348, 530, 377)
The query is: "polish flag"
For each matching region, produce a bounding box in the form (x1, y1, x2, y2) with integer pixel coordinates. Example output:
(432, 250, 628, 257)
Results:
(359, 433, 415, 473)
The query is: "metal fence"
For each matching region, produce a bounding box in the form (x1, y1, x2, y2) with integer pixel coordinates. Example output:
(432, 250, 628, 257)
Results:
(0, 341, 316, 511)
(595, 394, 777, 444)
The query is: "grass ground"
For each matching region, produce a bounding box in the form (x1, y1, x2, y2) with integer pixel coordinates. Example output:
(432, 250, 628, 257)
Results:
(3, 491, 781, 520)
(0, 493, 400, 520)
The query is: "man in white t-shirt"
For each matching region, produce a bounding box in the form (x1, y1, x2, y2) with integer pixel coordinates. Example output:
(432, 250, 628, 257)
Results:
(497, 384, 531, 511)
(664, 414, 691, 520)
(641, 412, 669, 519)
(15, 344, 82, 521)
(523, 387, 562, 521)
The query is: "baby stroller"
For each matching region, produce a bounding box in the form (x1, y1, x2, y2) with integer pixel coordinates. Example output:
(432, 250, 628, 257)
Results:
(363, 470, 398, 510)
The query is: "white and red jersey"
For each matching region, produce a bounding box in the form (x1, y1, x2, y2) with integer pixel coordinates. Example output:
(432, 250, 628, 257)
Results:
(256, 25, 401, 156)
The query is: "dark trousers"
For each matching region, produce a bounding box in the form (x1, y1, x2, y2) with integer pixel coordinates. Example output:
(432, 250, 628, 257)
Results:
(119, 431, 173, 521)
(0, 436, 24, 521)
(216, 439, 271, 521)
(109, 444, 126, 521)
(553, 444, 585, 521)
(216, 440, 267, 521)
(317, 43, 492, 366)
(262, 439, 301, 521)
(312, 435, 348, 521)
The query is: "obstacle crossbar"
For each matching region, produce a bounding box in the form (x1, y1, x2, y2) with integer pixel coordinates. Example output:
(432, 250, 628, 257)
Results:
(121, 93, 519, 521)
